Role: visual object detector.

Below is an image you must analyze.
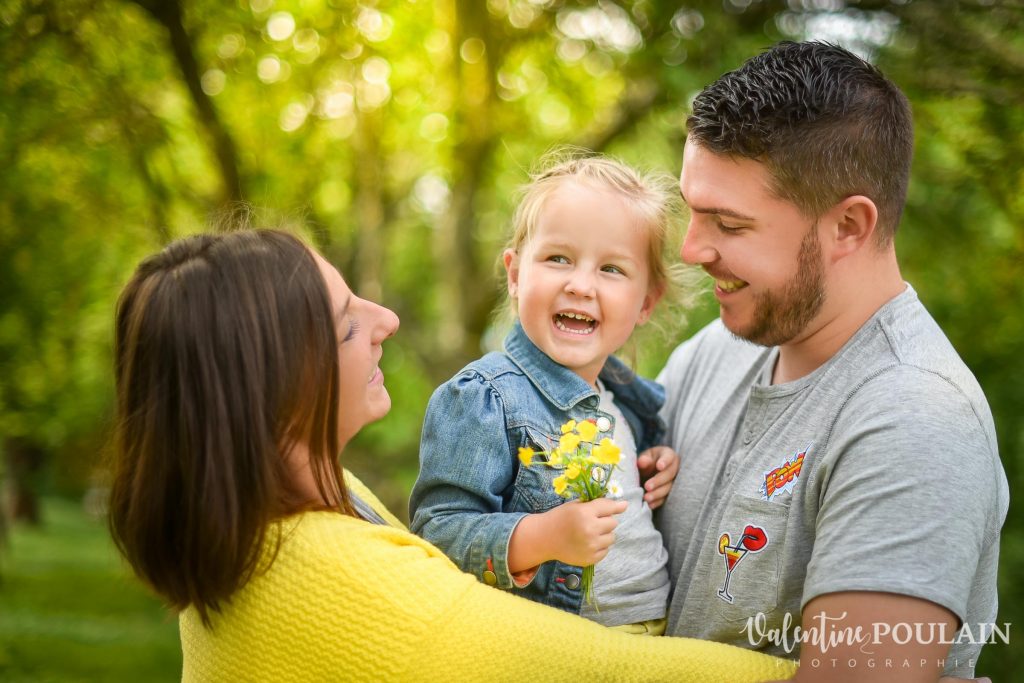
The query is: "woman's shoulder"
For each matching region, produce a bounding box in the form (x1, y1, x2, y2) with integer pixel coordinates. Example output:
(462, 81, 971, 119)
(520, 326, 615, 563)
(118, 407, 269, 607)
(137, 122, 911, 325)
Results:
(344, 470, 406, 529)
(179, 512, 465, 681)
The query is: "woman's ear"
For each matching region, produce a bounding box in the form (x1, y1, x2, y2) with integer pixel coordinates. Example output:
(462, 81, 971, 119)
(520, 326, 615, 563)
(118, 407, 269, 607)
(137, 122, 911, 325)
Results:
(827, 195, 879, 262)
(503, 248, 519, 298)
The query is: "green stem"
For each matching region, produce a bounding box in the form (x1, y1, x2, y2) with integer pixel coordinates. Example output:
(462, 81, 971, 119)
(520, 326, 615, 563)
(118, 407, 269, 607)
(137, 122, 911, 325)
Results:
(582, 564, 597, 611)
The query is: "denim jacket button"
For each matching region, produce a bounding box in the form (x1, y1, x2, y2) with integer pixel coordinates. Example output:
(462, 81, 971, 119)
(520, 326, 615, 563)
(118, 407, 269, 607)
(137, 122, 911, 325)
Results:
(596, 417, 612, 433)
(482, 570, 497, 586)
(564, 573, 581, 590)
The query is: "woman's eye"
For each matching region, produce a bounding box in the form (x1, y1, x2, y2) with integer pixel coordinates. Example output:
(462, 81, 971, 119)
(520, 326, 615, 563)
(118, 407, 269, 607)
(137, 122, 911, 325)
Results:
(342, 319, 360, 343)
(716, 219, 744, 233)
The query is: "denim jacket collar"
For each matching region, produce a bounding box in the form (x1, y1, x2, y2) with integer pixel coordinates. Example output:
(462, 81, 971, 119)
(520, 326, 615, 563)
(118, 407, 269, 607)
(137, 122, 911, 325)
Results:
(503, 321, 596, 411)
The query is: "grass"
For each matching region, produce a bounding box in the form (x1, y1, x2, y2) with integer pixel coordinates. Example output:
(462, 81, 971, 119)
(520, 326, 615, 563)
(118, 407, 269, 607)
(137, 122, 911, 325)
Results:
(0, 497, 181, 682)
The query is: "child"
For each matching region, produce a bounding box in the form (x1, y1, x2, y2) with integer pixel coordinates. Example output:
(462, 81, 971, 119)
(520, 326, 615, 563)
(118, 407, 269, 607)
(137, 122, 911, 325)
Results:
(410, 154, 682, 633)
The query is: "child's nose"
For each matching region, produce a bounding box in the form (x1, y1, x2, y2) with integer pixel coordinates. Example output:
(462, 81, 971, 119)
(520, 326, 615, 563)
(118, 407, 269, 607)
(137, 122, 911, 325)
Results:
(564, 268, 596, 298)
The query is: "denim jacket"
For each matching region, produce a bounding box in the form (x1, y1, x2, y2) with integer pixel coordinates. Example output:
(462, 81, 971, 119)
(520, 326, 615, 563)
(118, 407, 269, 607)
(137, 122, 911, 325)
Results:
(409, 321, 666, 614)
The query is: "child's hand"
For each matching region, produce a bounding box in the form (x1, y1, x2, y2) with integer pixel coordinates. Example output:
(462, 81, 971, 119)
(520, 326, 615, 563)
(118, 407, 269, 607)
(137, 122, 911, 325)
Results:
(637, 446, 679, 510)
(546, 498, 627, 567)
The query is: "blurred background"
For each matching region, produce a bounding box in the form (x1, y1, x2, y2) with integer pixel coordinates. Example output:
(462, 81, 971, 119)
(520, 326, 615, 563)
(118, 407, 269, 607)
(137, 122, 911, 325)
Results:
(0, 0, 1020, 680)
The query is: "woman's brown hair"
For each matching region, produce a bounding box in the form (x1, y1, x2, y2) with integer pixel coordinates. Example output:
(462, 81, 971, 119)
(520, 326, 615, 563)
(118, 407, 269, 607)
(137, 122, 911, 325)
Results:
(109, 230, 353, 625)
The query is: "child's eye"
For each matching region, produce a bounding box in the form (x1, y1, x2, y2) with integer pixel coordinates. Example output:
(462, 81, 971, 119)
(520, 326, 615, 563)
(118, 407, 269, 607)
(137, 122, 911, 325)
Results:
(547, 255, 570, 264)
(601, 264, 625, 275)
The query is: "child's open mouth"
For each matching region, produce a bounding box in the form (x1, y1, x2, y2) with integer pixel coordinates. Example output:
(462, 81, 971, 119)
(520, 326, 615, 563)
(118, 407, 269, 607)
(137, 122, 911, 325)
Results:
(553, 312, 597, 335)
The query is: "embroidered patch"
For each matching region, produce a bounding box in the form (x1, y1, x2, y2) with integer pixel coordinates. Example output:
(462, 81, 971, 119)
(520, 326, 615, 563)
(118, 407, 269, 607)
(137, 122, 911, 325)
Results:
(759, 444, 810, 501)
(716, 524, 769, 604)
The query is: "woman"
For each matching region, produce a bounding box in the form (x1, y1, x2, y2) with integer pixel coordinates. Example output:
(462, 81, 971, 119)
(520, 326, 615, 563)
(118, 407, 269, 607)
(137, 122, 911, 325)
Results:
(108, 229, 794, 682)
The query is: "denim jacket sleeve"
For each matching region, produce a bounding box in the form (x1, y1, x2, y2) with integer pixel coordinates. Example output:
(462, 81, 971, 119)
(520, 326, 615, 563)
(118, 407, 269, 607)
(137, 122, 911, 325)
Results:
(409, 370, 527, 590)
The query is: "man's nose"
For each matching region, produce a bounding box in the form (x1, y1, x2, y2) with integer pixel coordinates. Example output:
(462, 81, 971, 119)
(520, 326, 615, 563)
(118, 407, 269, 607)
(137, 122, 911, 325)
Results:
(680, 219, 717, 266)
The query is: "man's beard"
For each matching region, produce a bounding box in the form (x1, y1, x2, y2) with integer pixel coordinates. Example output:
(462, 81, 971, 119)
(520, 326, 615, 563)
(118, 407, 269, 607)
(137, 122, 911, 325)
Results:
(732, 226, 826, 348)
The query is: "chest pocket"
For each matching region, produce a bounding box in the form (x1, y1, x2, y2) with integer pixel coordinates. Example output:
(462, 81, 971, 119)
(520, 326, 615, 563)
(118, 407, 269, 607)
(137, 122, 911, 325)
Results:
(510, 426, 566, 513)
(705, 494, 792, 624)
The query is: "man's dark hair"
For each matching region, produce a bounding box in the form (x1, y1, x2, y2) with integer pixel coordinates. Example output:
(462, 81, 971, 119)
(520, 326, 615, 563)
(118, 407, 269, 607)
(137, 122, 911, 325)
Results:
(687, 41, 913, 243)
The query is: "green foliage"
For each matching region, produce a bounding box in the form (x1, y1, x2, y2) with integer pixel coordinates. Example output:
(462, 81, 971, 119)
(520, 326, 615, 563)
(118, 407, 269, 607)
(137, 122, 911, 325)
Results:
(0, 0, 1021, 677)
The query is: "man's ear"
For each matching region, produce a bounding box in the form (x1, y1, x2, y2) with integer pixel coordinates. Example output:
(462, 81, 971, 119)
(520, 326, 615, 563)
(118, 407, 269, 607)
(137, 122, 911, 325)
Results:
(503, 248, 519, 297)
(827, 195, 879, 262)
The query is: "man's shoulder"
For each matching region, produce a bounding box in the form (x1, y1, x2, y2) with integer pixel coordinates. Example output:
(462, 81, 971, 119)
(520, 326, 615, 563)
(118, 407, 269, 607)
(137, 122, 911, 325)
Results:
(660, 319, 770, 389)
(876, 293, 989, 408)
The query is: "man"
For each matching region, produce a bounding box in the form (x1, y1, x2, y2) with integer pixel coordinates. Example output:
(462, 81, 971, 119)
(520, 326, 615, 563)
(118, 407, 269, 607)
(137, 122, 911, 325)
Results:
(655, 41, 1008, 682)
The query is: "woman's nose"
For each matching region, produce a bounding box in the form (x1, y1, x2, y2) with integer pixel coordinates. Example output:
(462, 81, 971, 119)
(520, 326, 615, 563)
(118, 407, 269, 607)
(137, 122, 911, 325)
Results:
(371, 302, 400, 342)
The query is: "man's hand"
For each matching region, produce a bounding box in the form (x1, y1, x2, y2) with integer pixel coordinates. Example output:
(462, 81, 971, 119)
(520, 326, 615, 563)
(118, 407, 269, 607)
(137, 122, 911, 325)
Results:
(636, 446, 680, 509)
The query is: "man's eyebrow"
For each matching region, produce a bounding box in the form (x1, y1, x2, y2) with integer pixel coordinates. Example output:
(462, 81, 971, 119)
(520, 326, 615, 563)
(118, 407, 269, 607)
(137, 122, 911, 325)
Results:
(679, 189, 756, 221)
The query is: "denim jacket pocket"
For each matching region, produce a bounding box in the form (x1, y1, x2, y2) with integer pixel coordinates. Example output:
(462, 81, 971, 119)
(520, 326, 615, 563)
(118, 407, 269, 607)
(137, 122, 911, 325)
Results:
(510, 426, 566, 513)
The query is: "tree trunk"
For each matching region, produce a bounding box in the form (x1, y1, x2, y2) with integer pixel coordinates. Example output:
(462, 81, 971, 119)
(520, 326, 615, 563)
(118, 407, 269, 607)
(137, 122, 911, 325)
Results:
(132, 0, 244, 205)
(352, 105, 386, 304)
(4, 437, 45, 526)
(434, 0, 500, 369)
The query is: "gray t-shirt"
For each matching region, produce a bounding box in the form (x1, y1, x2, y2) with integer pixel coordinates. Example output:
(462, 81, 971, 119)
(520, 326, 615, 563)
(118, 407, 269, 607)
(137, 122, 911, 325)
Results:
(578, 381, 670, 626)
(656, 285, 1008, 677)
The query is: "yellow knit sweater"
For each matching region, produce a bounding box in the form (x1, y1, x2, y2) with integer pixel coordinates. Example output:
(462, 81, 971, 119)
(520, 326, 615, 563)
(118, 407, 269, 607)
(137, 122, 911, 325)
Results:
(179, 474, 797, 682)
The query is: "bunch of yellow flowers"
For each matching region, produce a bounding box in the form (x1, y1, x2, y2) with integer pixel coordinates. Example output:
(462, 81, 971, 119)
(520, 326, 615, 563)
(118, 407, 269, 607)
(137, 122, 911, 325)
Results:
(517, 418, 623, 606)
(518, 418, 622, 502)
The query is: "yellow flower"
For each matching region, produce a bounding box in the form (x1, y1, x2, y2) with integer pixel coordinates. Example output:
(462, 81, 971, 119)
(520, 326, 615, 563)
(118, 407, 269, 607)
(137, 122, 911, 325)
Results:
(591, 437, 622, 465)
(518, 447, 535, 467)
(560, 420, 577, 434)
(559, 432, 581, 455)
(565, 462, 581, 480)
(576, 419, 598, 442)
(552, 475, 568, 495)
(548, 450, 564, 467)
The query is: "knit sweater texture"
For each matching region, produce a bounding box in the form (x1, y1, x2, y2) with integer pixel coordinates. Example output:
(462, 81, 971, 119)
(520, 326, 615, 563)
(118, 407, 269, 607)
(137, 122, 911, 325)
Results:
(179, 473, 796, 682)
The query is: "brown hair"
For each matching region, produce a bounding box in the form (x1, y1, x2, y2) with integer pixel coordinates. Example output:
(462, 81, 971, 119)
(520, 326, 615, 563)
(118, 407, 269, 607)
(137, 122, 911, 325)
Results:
(109, 229, 353, 625)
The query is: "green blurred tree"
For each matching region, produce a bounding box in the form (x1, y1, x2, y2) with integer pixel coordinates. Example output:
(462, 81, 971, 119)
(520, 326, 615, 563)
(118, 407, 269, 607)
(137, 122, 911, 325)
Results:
(0, 0, 1020, 675)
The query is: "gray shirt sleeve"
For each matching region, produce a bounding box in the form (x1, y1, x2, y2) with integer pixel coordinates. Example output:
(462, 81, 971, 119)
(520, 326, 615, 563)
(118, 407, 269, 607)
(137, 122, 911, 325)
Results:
(803, 365, 1002, 623)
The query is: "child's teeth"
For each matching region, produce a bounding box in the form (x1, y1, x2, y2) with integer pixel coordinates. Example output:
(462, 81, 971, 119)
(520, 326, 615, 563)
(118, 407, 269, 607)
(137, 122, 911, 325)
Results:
(554, 318, 595, 335)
